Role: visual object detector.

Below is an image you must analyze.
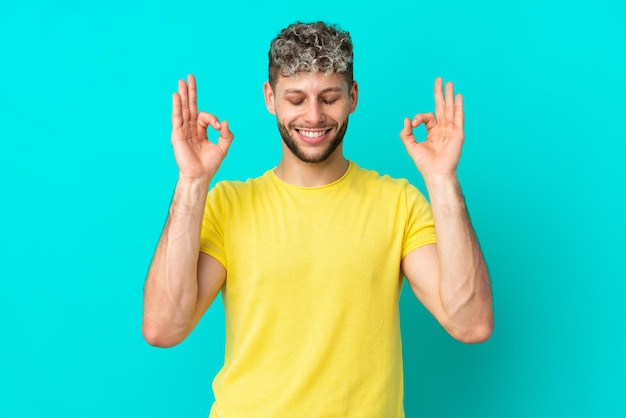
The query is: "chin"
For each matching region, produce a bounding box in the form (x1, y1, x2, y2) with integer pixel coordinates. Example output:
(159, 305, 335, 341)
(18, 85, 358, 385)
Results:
(288, 134, 343, 164)
(278, 119, 349, 164)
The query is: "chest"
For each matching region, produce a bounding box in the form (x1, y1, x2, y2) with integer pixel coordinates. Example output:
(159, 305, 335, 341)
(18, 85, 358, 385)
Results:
(222, 188, 405, 291)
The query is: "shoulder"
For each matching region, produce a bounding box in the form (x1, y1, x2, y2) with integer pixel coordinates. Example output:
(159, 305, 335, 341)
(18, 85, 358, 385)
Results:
(349, 162, 430, 209)
(350, 163, 418, 193)
(209, 170, 272, 195)
(205, 171, 274, 211)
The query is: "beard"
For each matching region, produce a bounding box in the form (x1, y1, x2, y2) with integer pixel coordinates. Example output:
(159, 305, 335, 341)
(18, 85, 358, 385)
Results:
(277, 118, 349, 164)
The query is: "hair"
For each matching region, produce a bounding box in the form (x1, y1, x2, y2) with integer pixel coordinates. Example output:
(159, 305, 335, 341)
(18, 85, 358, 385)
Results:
(268, 21, 354, 88)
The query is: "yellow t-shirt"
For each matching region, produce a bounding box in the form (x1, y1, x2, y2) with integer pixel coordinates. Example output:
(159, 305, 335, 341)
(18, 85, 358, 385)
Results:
(200, 162, 436, 418)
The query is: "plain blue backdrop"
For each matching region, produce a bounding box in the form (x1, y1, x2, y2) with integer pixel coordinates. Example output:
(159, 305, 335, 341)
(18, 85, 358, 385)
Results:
(1, 0, 624, 416)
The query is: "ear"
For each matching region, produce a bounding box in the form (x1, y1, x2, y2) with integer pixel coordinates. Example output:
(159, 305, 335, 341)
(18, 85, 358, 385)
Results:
(349, 81, 359, 114)
(263, 82, 276, 115)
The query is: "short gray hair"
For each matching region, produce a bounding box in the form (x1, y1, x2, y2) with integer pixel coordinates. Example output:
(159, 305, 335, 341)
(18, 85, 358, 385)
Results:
(268, 22, 354, 87)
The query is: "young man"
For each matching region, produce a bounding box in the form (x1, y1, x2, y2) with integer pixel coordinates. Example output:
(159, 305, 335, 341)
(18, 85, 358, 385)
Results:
(143, 21, 494, 417)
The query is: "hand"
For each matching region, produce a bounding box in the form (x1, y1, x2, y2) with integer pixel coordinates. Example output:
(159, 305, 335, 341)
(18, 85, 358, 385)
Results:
(399, 77, 464, 179)
(171, 74, 234, 182)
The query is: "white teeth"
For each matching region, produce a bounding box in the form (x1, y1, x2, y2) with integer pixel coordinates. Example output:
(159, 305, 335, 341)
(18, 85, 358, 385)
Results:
(299, 130, 327, 138)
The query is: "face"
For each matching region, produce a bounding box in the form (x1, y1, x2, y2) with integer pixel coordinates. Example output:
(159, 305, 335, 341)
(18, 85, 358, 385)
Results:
(264, 72, 358, 164)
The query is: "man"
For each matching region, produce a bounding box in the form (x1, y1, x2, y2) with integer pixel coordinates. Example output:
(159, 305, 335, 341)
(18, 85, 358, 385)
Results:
(143, 21, 493, 417)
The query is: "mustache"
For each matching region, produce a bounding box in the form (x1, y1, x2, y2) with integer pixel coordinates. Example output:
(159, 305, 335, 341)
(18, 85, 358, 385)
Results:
(288, 123, 336, 130)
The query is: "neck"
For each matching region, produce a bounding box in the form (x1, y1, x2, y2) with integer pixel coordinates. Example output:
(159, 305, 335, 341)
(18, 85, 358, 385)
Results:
(274, 148, 349, 187)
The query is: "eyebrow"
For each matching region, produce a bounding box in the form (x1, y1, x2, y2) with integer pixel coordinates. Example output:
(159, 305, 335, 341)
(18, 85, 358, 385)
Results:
(283, 87, 344, 95)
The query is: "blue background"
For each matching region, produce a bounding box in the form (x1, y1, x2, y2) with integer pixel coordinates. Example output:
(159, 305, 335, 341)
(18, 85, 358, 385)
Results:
(1, 0, 624, 416)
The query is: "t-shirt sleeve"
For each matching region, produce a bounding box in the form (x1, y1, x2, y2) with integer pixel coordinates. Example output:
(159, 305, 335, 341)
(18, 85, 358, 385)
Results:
(199, 184, 227, 268)
(402, 182, 437, 258)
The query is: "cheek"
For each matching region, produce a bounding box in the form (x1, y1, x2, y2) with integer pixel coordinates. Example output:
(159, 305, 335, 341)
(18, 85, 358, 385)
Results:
(331, 105, 351, 121)
(275, 107, 299, 124)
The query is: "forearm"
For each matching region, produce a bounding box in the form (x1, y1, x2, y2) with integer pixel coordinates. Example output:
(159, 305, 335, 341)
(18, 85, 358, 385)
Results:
(143, 177, 210, 346)
(425, 174, 493, 342)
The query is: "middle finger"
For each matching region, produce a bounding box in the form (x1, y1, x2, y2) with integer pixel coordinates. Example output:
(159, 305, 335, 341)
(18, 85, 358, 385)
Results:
(188, 74, 198, 122)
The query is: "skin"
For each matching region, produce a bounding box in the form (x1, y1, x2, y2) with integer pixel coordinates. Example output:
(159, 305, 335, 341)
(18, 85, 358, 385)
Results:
(142, 75, 230, 347)
(399, 78, 494, 342)
(142, 72, 493, 347)
(263, 72, 358, 187)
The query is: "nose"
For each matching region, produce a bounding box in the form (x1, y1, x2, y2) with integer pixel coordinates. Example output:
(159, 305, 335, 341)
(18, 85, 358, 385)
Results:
(303, 101, 324, 124)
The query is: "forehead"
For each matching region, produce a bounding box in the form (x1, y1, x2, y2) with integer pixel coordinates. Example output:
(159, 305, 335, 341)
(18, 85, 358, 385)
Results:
(274, 72, 349, 95)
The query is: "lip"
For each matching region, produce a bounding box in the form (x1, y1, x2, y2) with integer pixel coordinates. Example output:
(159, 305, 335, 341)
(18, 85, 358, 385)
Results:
(295, 128, 332, 145)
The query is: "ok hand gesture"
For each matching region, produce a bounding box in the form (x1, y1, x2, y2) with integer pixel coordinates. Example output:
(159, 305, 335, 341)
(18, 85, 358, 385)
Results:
(399, 78, 464, 180)
(171, 74, 234, 182)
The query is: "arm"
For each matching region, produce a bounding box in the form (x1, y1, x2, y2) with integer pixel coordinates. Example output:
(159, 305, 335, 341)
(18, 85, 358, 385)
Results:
(142, 75, 234, 348)
(399, 78, 493, 343)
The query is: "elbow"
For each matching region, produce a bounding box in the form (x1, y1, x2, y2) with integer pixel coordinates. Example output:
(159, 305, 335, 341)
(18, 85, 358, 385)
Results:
(451, 318, 494, 344)
(458, 325, 494, 344)
(142, 321, 184, 348)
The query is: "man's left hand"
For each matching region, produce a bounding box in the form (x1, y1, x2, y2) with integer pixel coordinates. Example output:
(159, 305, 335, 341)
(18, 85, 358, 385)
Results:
(399, 77, 465, 180)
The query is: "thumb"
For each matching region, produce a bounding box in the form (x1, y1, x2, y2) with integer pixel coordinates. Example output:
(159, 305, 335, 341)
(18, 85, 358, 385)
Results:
(399, 117, 415, 142)
(217, 120, 234, 153)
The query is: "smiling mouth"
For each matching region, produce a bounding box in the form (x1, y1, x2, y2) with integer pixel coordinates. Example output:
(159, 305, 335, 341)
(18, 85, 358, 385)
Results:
(296, 128, 332, 139)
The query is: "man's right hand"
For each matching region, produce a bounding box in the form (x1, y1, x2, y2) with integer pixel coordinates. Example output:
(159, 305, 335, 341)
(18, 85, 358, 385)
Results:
(142, 75, 231, 348)
(171, 74, 234, 182)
